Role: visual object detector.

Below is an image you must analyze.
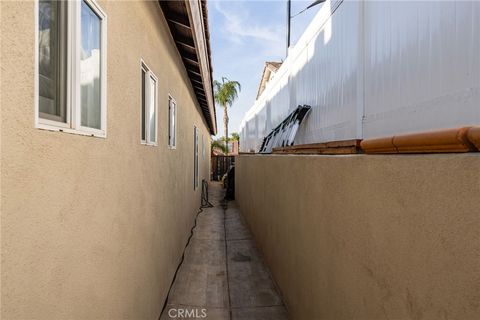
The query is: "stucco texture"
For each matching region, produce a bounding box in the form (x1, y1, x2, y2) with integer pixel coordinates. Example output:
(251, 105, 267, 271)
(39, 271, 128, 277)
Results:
(236, 154, 480, 320)
(1, 1, 212, 319)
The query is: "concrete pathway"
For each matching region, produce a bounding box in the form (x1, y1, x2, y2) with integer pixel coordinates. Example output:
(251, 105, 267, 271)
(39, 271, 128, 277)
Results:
(161, 183, 288, 320)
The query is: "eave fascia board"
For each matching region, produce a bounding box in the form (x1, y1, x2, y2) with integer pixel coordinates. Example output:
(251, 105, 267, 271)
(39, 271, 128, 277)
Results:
(185, 0, 216, 135)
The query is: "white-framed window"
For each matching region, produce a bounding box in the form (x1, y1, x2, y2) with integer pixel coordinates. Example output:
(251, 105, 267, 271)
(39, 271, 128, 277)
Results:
(36, 0, 107, 137)
(168, 95, 177, 148)
(194, 126, 199, 190)
(140, 61, 158, 145)
(202, 134, 205, 159)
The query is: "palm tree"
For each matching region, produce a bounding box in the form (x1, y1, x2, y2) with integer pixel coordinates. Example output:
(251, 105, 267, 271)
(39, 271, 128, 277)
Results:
(214, 77, 241, 154)
(230, 132, 240, 142)
(211, 139, 228, 155)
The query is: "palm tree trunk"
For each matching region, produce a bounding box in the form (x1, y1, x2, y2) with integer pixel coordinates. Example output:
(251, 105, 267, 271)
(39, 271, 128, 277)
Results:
(224, 104, 229, 155)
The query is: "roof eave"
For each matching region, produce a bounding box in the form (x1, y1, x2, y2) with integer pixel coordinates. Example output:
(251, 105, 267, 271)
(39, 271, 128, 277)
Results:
(159, 0, 217, 135)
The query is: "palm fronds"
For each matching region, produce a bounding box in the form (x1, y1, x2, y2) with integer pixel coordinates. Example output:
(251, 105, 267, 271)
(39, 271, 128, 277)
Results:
(213, 77, 241, 108)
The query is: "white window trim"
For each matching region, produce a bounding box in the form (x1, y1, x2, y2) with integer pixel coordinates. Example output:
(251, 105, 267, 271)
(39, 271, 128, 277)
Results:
(140, 60, 158, 146)
(34, 0, 107, 138)
(140, 62, 147, 144)
(168, 94, 177, 149)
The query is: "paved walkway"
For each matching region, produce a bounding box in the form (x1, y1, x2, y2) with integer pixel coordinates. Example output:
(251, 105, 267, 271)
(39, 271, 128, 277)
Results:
(161, 183, 288, 320)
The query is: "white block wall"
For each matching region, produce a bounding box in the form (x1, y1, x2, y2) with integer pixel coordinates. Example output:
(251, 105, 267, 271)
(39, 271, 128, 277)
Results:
(239, 0, 480, 152)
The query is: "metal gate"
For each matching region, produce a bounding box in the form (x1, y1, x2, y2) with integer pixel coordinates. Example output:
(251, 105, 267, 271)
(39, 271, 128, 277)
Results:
(211, 155, 235, 181)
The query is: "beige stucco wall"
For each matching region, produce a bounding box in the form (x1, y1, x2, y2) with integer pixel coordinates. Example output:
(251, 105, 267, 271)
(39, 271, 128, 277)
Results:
(1, 1, 212, 319)
(236, 154, 480, 320)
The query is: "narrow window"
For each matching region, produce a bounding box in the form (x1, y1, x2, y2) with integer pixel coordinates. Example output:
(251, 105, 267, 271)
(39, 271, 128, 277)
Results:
(202, 134, 205, 159)
(140, 62, 157, 145)
(148, 74, 157, 144)
(80, 0, 102, 129)
(38, 0, 67, 123)
(168, 96, 177, 148)
(194, 126, 199, 190)
(37, 0, 107, 136)
(141, 67, 146, 142)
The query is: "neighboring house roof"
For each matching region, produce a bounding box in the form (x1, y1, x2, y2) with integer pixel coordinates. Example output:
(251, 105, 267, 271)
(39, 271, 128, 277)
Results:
(160, 0, 217, 135)
(256, 61, 282, 100)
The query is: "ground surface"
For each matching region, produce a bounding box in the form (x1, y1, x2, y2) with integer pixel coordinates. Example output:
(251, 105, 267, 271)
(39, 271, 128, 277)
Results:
(161, 183, 288, 320)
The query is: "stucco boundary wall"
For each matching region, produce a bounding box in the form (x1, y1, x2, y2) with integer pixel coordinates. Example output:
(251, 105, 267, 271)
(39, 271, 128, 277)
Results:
(236, 154, 480, 320)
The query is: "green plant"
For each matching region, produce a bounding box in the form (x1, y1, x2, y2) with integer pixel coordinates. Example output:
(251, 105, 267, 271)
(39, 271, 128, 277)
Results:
(231, 132, 240, 142)
(211, 139, 228, 154)
(214, 77, 241, 154)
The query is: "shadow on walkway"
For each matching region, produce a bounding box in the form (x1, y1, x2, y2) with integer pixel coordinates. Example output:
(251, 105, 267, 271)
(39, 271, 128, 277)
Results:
(161, 182, 288, 320)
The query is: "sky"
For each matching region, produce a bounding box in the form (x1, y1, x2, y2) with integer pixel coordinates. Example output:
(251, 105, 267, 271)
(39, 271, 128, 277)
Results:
(208, 0, 321, 139)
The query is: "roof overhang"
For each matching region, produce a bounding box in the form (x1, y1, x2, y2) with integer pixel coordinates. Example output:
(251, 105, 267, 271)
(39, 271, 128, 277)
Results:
(160, 0, 217, 135)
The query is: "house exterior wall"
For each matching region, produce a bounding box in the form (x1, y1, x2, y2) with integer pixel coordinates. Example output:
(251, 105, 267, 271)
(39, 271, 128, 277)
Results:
(236, 154, 480, 320)
(1, 1, 211, 319)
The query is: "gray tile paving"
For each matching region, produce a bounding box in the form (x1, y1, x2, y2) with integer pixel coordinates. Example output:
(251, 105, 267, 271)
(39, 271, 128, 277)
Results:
(168, 261, 229, 308)
(183, 238, 226, 266)
(161, 305, 230, 320)
(231, 306, 289, 320)
(225, 207, 252, 241)
(227, 240, 284, 308)
(193, 208, 225, 241)
(161, 183, 288, 320)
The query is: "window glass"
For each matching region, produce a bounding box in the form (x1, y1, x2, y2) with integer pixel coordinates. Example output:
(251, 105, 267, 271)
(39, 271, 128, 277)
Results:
(194, 126, 199, 189)
(140, 64, 157, 145)
(38, 0, 67, 122)
(80, 0, 101, 129)
(169, 97, 176, 147)
(37, 0, 106, 136)
(148, 76, 157, 143)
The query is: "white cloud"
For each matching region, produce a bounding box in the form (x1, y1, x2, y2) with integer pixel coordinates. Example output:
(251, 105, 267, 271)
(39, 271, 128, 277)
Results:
(213, 1, 284, 51)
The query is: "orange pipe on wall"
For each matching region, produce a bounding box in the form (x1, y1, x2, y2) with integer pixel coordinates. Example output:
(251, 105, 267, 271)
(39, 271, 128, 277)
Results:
(467, 127, 480, 150)
(361, 127, 478, 154)
(360, 137, 397, 154)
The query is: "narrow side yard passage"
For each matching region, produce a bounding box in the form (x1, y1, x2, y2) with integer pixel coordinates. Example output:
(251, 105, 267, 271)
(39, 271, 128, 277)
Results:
(161, 183, 288, 320)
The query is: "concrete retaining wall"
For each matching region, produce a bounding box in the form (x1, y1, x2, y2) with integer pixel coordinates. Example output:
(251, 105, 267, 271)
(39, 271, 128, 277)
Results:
(236, 154, 480, 320)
